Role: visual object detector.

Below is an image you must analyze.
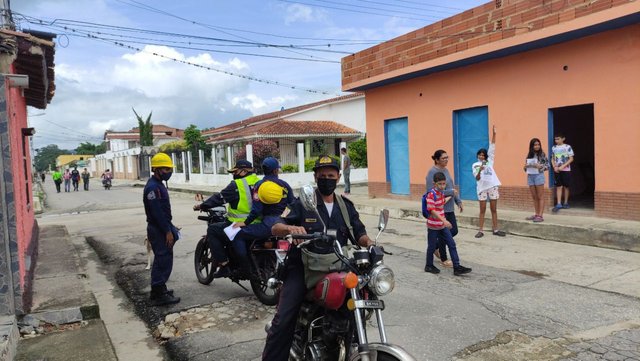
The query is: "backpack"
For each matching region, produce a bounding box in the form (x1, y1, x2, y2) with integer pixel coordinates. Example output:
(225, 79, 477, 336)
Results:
(421, 189, 438, 218)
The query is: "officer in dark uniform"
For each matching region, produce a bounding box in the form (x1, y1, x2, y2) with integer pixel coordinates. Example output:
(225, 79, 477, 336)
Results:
(231, 157, 295, 278)
(193, 159, 259, 278)
(144, 153, 181, 306)
(261, 155, 374, 361)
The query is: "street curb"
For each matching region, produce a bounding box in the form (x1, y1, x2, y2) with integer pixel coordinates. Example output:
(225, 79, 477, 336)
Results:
(353, 204, 640, 253)
(0, 316, 19, 361)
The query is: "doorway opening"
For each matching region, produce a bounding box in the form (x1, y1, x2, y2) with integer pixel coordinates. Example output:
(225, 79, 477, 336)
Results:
(549, 104, 594, 209)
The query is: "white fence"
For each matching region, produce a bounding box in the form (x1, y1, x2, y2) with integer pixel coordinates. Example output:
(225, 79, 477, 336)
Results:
(170, 168, 368, 188)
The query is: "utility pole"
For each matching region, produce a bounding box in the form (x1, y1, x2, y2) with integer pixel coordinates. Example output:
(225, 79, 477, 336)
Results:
(0, 0, 14, 30)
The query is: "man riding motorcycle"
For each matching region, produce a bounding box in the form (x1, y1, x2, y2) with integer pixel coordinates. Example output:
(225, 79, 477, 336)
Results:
(261, 155, 374, 361)
(231, 157, 294, 279)
(193, 159, 259, 277)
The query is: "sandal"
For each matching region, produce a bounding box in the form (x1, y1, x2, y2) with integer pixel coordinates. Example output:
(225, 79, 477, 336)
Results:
(492, 230, 506, 237)
(440, 260, 453, 268)
(525, 215, 536, 221)
(474, 231, 484, 238)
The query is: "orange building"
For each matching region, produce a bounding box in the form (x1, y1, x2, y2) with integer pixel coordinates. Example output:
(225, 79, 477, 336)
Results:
(342, 0, 640, 220)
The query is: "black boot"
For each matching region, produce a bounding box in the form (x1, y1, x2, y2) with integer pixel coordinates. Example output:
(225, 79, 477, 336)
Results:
(150, 285, 180, 306)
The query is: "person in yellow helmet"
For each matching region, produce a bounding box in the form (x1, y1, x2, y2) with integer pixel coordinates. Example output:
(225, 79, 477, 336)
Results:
(230, 157, 294, 278)
(143, 152, 181, 306)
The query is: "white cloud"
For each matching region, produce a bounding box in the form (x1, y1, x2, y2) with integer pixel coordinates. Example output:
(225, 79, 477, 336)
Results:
(284, 4, 327, 25)
(231, 94, 297, 114)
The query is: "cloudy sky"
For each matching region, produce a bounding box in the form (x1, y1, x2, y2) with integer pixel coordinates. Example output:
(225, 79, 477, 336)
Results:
(13, 0, 487, 150)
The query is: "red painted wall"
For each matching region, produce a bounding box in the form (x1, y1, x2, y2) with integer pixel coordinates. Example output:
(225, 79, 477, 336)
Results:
(6, 69, 35, 290)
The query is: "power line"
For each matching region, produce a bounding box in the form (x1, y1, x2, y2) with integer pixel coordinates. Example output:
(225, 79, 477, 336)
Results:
(275, 0, 437, 22)
(352, 0, 457, 15)
(116, 0, 335, 61)
(302, 0, 446, 19)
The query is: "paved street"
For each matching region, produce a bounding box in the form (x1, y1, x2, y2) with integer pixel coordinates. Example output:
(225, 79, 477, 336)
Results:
(37, 179, 640, 361)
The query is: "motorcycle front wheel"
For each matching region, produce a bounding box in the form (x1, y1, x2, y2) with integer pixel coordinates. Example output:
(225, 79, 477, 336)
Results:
(194, 236, 216, 285)
(249, 250, 280, 306)
(349, 351, 404, 361)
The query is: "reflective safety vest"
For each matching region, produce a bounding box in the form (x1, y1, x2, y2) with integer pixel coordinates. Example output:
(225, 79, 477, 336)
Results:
(227, 173, 260, 223)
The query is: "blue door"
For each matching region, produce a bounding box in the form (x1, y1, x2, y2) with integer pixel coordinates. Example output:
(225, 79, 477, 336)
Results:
(384, 118, 410, 195)
(453, 107, 488, 200)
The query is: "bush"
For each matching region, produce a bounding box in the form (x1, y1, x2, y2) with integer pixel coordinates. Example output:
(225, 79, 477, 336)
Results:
(304, 159, 316, 172)
(281, 164, 298, 173)
(348, 138, 367, 168)
(235, 140, 280, 174)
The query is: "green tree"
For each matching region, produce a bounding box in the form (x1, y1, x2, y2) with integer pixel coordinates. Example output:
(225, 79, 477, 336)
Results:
(75, 142, 99, 155)
(183, 124, 206, 151)
(133, 108, 153, 146)
(34, 144, 70, 172)
(95, 142, 107, 155)
(159, 140, 187, 152)
(348, 137, 367, 168)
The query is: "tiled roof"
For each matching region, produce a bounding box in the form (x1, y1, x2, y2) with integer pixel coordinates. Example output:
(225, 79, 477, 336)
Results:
(202, 93, 363, 137)
(207, 120, 362, 143)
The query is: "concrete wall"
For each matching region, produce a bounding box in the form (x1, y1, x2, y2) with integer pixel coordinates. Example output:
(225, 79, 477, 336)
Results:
(364, 24, 640, 220)
(286, 96, 366, 133)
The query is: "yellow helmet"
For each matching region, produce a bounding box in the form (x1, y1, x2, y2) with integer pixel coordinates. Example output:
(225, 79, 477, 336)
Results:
(258, 181, 285, 204)
(151, 153, 174, 168)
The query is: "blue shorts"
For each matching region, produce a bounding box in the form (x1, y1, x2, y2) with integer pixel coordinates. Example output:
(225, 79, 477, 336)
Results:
(527, 173, 545, 186)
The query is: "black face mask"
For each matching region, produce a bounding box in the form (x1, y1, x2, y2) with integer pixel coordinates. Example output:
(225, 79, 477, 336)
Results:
(317, 178, 337, 196)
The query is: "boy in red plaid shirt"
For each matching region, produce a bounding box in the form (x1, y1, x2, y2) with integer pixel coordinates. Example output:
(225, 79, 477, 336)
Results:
(425, 172, 472, 276)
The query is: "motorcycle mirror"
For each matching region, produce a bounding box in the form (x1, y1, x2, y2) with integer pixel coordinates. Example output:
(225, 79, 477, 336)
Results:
(299, 184, 317, 212)
(378, 209, 389, 232)
(299, 184, 327, 234)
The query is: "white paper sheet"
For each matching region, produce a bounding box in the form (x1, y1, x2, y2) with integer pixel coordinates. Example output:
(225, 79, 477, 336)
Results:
(224, 224, 241, 241)
(526, 158, 539, 174)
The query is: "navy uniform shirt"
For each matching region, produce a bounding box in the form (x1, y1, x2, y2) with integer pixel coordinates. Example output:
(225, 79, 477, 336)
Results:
(143, 176, 173, 233)
(280, 190, 367, 254)
(199, 178, 244, 210)
(244, 174, 295, 225)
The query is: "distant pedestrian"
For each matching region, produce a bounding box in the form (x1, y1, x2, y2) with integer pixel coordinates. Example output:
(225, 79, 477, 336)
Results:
(81, 168, 90, 191)
(144, 153, 180, 306)
(424, 171, 472, 276)
(40, 172, 45, 183)
(551, 133, 574, 212)
(472, 125, 506, 238)
(426, 149, 462, 268)
(63, 169, 71, 192)
(523, 138, 549, 222)
(52, 169, 62, 193)
(71, 166, 80, 191)
(341, 147, 351, 194)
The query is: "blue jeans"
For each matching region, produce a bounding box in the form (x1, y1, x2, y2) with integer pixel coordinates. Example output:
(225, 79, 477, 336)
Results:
(436, 212, 458, 261)
(147, 225, 174, 288)
(426, 227, 460, 267)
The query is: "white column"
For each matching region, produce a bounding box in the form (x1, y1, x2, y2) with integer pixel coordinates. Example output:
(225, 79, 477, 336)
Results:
(181, 152, 187, 174)
(339, 141, 347, 151)
(340, 141, 347, 170)
(226, 146, 232, 171)
(212, 147, 218, 175)
(187, 151, 193, 175)
(246, 144, 253, 165)
(297, 142, 305, 173)
(171, 153, 177, 172)
(198, 149, 204, 174)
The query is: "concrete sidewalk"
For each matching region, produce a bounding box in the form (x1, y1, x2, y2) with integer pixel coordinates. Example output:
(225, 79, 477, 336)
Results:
(14, 225, 117, 361)
(126, 179, 639, 253)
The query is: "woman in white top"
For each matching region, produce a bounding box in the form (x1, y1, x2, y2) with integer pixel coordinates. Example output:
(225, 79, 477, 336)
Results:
(471, 126, 506, 238)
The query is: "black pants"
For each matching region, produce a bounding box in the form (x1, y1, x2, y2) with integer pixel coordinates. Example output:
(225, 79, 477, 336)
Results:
(437, 212, 458, 262)
(54, 180, 61, 193)
(207, 220, 231, 264)
(262, 252, 306, 361)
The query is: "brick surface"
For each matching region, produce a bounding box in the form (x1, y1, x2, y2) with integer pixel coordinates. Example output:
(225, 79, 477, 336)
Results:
(342, 0, 631, 88)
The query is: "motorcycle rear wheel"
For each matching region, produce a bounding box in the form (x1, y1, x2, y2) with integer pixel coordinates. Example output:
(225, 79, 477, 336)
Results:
(194, 237, 216, 285)
(249, 250, 280, 306)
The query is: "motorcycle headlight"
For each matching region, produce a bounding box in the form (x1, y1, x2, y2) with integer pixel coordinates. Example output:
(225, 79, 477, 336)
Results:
(368, 264, 395, 296)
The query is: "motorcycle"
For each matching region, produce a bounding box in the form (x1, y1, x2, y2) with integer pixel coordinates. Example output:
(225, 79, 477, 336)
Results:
(193, 202, 284, 306)
(102, 178, 112, 190)
(267, 185, 416, 361)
